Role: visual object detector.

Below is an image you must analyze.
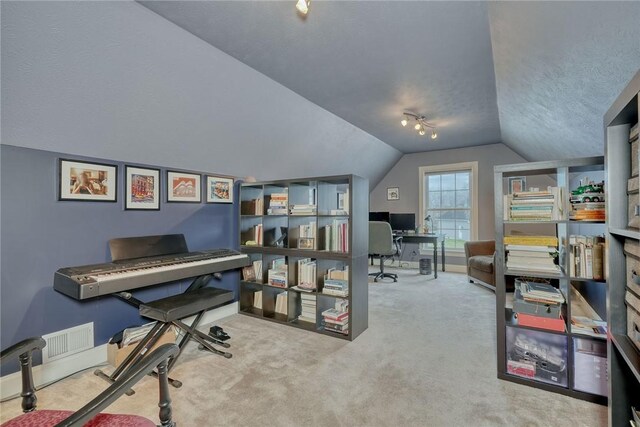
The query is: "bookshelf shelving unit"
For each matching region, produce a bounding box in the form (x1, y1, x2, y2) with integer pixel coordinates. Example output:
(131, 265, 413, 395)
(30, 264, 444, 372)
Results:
(494, 156, 608, 404)
(604, 70, 640, 426)
(238, 174, 368, 341)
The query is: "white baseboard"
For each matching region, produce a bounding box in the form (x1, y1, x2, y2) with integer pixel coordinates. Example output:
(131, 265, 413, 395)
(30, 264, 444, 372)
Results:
(382, 261, 466, 273)
(0, 301, 238, 400)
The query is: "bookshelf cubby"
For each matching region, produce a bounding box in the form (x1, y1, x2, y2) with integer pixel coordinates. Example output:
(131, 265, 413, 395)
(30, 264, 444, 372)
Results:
(604, 69, 640, 426)
(238, 175, 368, 341)
(495, 156, 608, 404)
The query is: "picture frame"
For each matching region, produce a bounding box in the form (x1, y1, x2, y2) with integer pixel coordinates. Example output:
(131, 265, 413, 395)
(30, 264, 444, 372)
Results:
(387, 187, 400, 201)
(124, 166, 160, 210)
(58, 159, 117, 202)
(167, 171, 201, 203)
(206, 176, 234, 204)
(508, 177, 527, 194)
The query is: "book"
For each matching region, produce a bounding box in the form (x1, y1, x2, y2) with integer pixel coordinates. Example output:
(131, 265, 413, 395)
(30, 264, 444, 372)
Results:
(242, 265, 256, 281)
(571, 316, 607, 338)
(275, 292, 288, 315)
(517, 313, 566, 332)
(253, 290, 263, 310)
(504, 235, 558, 246)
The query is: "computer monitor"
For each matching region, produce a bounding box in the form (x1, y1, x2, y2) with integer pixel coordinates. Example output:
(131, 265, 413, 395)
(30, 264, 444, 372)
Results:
(369, 211, 390, 223)
(389, 213, 416, 232)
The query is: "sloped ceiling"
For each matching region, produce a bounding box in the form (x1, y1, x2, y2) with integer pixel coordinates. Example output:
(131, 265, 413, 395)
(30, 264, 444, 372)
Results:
(139, 1, 640, 161)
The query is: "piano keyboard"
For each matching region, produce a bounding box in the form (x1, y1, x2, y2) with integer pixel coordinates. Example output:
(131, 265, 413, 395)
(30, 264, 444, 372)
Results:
(54, 249, 250, 300)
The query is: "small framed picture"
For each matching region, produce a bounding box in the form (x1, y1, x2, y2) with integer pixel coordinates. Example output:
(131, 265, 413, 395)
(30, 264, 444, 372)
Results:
(387, 187, 400, 201)
(508, 177, 527, 194)
(125, 166, 160, 210)
(58, 159, 117, 202)
(206, 176, 234, 203)
(167, 171, 201, 203)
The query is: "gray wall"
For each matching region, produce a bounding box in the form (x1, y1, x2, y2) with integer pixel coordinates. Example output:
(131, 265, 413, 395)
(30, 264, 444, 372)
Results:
(0, 145, 238, 371)
(1, 1, 401, 188)
(370, 143, 527, 245)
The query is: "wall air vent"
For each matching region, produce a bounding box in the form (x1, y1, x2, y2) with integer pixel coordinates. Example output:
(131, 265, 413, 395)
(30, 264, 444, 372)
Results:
(42, 322, 94, 364)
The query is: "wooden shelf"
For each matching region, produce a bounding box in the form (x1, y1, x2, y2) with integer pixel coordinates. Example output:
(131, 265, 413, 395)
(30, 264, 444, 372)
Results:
(611, 333, 640, 383)
(503, 220, 569, 224)
(239, 174, 368, 341)
(499, 372, 607, 405)
(609, 227, 640, 240)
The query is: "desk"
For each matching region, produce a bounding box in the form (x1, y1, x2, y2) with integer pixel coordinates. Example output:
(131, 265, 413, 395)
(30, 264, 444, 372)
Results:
(393, 233, 445, 278)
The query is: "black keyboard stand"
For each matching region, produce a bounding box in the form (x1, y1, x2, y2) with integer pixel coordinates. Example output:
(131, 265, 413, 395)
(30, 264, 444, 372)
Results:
(94, 273, 234, 393)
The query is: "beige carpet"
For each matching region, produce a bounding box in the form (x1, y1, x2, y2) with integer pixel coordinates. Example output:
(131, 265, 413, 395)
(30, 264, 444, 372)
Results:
(0, 270, 607, 426)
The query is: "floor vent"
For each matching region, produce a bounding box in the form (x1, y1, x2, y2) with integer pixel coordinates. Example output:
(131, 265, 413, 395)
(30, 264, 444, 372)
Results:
(42, 322, 94, 364)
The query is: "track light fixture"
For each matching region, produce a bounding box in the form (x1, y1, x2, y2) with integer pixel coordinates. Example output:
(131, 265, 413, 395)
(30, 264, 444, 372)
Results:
(400, 111, 437, 140)
(296, 0, 310, 15)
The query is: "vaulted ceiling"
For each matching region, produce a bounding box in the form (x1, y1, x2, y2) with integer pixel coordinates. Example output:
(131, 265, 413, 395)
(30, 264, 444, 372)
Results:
(139, 1, 640, 161)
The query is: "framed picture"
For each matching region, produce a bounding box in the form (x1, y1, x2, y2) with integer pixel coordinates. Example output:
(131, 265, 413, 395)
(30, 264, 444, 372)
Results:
(206, 176, 234, 203)
(125, 166, 160, 210)
(167, 171, 201, 203)
(508, 177, 527, 194)
(387, 187, 400, 201)
(58, 159, 117, 202)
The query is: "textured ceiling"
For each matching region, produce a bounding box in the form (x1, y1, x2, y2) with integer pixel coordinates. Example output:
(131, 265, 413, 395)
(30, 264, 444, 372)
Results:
(139, 1, 640, 159)
(138, 1, 501, 154)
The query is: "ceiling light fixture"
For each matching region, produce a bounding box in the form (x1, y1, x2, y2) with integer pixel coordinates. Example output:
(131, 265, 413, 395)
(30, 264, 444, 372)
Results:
(400, 111, 437, 140)
(296, 0, 310, 15)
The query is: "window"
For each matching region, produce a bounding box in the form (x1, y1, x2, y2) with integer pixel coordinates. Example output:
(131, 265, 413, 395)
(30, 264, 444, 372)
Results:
(419, 162, 478, 251)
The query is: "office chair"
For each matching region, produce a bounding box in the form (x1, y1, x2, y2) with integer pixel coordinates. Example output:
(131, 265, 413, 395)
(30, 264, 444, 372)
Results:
(0, 337, 179, 426)
(368, 221, 399, 282)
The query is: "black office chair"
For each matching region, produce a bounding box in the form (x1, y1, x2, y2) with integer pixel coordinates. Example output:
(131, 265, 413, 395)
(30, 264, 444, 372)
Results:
(368, 221, 399, 282)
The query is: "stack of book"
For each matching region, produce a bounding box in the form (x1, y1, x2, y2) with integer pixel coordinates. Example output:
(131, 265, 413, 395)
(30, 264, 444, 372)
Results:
(242, 224, 263, 246)
(298, 222, 316, 249)
(570, 286, 607, 338)
(241, 198, 263, 215)
(242, 260, 263, 282)
(569, 235, 606, 280)
(290, 204, 317, 215)
(569, 202, 605, 221)
(504, 235, 560, 274)
(322, 299, 349, 335)
(504, 187, 563, 221)
(322, 267, 349, 297)
(514, 279, 566, 332)
(275, 291, 288, 316)
(298, 293, 316, 323)
(267, 192, 288, 215)
(295, 258, 317, 291)
(253, 290, 263, 310)
(323, 219, 349, 252)
(267, 258, 288, 288)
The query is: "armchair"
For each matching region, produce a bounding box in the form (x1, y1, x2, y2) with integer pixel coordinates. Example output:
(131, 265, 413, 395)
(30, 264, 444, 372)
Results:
(0, 337, 179, 426)
(464, 240, 496, 290)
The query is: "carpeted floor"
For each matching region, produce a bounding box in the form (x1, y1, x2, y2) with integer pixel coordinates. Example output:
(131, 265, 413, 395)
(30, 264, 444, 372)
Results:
(0, 269, 607, 426)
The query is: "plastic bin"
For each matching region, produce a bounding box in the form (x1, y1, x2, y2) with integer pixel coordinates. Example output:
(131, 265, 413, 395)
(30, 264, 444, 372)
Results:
(419, 258, 432, 275)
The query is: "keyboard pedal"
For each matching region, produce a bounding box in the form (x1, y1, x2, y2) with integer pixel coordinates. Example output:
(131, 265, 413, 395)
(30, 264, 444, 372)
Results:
(209, 326, 230, 341)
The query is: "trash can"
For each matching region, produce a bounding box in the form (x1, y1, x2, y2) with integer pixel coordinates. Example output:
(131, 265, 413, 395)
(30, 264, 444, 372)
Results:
(419, 258, 432, 275)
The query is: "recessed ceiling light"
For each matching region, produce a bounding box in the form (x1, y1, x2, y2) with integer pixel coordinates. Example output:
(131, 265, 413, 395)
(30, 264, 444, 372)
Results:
(296, 0, 310, 15)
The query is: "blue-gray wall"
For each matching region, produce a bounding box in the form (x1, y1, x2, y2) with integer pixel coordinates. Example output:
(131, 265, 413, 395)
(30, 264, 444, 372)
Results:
(0, 145, 238, 361)
(1, 1, 401, 189)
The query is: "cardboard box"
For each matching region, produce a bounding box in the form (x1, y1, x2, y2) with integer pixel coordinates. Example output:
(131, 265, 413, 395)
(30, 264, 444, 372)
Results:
(107, 327, 177, 368)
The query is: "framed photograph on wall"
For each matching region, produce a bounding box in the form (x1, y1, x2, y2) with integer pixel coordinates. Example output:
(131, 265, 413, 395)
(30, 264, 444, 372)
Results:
(125, 166, 160, 210)
(387, 187, 400, 201)
(508, 177, 526, 194)
(206, 176, 234, 203)
(167, 171, 201, 203)
(58, 159, 117, 202)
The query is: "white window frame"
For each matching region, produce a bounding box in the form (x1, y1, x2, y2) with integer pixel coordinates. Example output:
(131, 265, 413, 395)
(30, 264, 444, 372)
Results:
(418, 161, 479, 255)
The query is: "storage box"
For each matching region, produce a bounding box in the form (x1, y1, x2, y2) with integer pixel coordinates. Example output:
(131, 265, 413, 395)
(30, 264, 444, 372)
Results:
(573, 338, 607, 396)
(625, 291, 640, 351)
(631, 138, 638, 178)
(625, 240, 640, 297)
(505, 326, 568, 387)
(629, 185, 640, 229)
(107, 327, 177, 368)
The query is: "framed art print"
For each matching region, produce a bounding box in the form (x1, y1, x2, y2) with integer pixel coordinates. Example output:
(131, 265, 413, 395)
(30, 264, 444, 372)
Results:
(58, 159, 117, 202)
(387, 187, 400, 201)
(167, 171, 201, 203)
(508, 177, 526, 194)
(125, 166, 160, 210)
(206, 176, 234, 203)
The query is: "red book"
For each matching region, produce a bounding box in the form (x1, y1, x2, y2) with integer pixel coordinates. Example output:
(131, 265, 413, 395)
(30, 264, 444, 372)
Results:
(517, 313, 566, 332)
